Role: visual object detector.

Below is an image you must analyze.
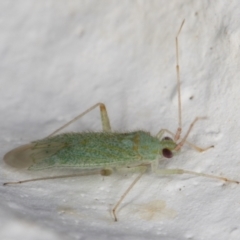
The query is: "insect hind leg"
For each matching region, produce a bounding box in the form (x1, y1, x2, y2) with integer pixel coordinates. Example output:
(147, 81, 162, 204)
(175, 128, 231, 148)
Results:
(152, 168, 239, 184)
(48, 103, 112, 137)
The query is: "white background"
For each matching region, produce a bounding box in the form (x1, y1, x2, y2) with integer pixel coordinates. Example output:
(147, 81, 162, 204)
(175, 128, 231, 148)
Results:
(1, 1, 240, 240)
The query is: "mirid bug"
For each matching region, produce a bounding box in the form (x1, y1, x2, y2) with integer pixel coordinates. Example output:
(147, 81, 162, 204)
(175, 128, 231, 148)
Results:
(3, 20, 239, 221)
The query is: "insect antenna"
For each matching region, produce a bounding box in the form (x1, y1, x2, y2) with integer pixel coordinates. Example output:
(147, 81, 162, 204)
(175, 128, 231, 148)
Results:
(174, 19, 185, 142)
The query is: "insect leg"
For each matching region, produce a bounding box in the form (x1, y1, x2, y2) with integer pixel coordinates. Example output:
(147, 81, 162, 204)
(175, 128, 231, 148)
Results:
(153, 168, 239, 184)
(48, 102, 111, 137)
(3, 170, 103, 186)
(156, 117, 214, 152)
(112, 165, 148, 221)
(3, 168, 114, 186)
(156, 127, 213, 152)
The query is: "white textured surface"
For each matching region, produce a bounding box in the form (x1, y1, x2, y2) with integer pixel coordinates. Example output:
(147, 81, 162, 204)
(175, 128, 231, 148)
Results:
(1, 1, 240, 240)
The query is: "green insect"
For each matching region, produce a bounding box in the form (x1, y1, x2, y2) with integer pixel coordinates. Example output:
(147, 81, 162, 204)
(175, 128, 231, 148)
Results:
(3, 20, 239, 221)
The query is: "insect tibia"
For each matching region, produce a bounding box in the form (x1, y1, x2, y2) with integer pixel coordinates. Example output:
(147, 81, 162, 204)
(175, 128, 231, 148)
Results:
(3, 170, 104, 186)
(182, 169, 239, 184)
(154, 168, 239, 184)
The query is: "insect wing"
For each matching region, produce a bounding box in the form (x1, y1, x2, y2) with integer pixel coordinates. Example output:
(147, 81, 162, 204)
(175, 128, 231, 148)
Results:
(3, 140, 65, 170)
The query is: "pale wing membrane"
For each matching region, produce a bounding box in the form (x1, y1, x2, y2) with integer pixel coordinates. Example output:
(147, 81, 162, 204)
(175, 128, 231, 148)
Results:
(30, 140, 66, 160)
(3, 141, 65, 169)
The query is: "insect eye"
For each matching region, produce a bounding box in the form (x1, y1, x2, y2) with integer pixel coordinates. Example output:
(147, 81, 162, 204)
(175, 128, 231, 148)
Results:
(162, 148, 173, 158)
(162, 136, 173, 141)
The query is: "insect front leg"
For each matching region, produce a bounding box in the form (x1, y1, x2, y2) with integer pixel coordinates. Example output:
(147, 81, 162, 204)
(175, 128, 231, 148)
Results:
(156, 116, 213, 152)
(157, 128, 212, 152)
(48, 102, 112, 137)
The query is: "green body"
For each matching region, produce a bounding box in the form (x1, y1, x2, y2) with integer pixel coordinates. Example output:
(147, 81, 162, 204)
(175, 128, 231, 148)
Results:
(29, 131, 176, 170)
